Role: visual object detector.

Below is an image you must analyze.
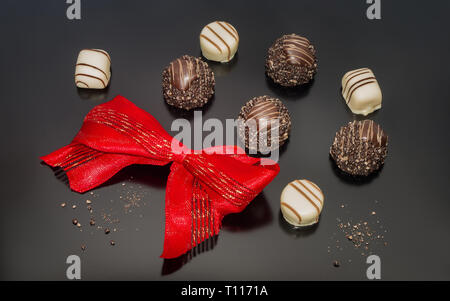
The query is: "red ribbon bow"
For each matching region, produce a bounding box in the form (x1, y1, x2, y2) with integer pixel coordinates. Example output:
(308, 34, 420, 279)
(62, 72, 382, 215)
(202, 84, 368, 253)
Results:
(41, 95, 279, 258)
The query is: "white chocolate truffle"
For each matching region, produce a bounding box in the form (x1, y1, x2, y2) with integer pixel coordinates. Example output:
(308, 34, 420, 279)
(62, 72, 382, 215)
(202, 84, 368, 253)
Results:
(75, 49, 111, 89)
(200, 21, 239, 63)
(280, 179, 324, 227)
(341, 68, 382, 116)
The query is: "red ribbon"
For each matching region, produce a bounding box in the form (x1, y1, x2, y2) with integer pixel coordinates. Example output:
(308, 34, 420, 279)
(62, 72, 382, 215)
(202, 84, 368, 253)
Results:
(41, 95, 279, 258)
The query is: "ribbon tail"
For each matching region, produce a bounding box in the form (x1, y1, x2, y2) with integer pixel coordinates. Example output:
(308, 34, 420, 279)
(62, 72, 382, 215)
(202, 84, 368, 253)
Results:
(162, 163, 221, 259)
(41, 143, 168, 193)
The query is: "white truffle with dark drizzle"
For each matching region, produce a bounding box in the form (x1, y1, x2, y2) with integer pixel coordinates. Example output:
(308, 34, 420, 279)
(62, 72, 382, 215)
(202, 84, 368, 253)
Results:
(200, 21, 239, 63)
(75, 49, 111, 89)
(341, 68, 382, 116)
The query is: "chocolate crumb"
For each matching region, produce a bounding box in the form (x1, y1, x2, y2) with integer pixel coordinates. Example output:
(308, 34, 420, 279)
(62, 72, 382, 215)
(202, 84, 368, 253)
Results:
(104, 228, 110, 234)
(72, 219, 78, 225)
(333, 261, 340, 267)
(89, 219, 95, 226)
(81, 245, 86, 251)
(110, 240, 115, 246)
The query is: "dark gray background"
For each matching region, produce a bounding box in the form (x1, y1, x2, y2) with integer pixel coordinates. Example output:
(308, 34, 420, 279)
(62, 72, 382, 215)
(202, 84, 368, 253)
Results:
(1, 0, 449, 280)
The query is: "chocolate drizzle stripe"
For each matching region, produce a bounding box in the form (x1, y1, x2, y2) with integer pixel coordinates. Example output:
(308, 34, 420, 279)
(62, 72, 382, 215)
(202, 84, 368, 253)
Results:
(76, 80, 89, 88)
(296, 180, 323, 206)
(342, 70, 370, 92)
(281, 202, 302, 223)
(343, 76, 376, 99)
(347, 80, 376, 104)
(247, 107, 279, 120)
(170, 61, 175, 86)
(285, 53, 312, 66)
(76, 63, 109, 80)
(206, 25, 231, 60)
(358, 120, 387, 147)
(286, 35, 310, 43)
(284, 39, 310, 49)
(200, 34, 222, 53)
(283, 45, 314, 62)
(289, 182, 321, 216)
(304, 179, 324, 199)
(223, 21, 238, 37)
(169, 57, 197, 91)
(177, 59, 184, 89)
(82, 49, 111, 63)
(216, 21, 238, 41)
(75, 73, 106, 88)
(344, 68, 368, 80)
(282, 38, 314, 66)
(247, 101, 279, 119)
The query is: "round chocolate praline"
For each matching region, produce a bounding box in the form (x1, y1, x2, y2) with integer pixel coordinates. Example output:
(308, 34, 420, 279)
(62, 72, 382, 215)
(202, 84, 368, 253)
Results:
(265, 34, 317, 87)
(330, 120, 388, 176)
(162, 55, 215, 110)
(238, 96, 291, 152)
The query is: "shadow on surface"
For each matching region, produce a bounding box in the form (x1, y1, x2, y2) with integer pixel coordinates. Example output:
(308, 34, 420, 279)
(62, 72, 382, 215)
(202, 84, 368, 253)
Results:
(161, 236, 219, 276)
(265, 74, 315, 100)
(41, 162, 171, 192)
(222, 192, 273, 232)
(165, 94, 215, 121)
(329, 155, 383, 186)
(278, 211, 319, 238)
(201, 52, 239, 77)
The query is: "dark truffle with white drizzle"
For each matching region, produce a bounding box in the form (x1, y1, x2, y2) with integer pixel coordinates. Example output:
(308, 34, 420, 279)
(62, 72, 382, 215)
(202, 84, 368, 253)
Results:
(265, 34, 317, 87)
(162, 55, 215, 110)
(330, 120, 388, 176)
(238, 96, 291, 152)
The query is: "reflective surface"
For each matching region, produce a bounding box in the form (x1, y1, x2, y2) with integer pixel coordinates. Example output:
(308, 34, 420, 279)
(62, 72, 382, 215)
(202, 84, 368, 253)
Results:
(0, 0, 449, 280)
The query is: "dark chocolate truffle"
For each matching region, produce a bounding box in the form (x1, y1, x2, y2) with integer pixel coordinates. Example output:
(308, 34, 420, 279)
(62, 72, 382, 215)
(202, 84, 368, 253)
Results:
(238, 96, 291, 152)
(330, 120, 388, 176)
(265, 34, 317, 87)
(162, 55, 215, 110)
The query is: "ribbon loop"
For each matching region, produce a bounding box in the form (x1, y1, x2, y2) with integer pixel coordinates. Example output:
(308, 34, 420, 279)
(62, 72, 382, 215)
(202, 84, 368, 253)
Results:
(41, 95, 279, 258)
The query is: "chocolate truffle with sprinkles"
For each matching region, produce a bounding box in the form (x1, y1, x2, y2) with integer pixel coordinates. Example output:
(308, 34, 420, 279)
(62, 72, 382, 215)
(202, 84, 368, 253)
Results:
(265, 34, 317, 87)
(238, 95, 291, 152)
(330, 120, 388, 176)
(162, 55, 215, 110)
